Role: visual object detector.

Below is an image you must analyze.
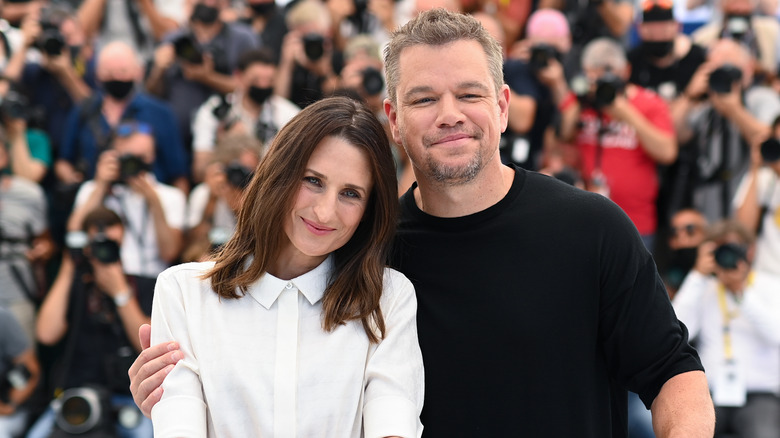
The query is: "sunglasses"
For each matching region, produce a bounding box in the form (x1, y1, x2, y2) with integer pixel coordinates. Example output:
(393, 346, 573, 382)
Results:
(670, 224, 702, 238)
(115, 121, 154, 138)
(642, 0, 673, 11)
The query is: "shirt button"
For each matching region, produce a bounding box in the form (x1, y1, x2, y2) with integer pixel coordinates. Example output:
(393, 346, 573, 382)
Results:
(285, 282, 293, 289)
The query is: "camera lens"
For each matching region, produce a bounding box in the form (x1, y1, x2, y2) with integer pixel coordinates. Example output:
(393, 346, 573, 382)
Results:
(302, 33, 325, 61)
(361, 67, 384, 96)
(714, 243, 747, 270)
(760, 138, 780, 162)
(708, 65, 742, 94)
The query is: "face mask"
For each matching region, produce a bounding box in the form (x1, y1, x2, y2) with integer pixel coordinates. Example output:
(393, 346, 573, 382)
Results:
(102, 80, 135, 100)
(642, 40, 674, 58)
(250, 2, 276, 16)
(247, 85, 273, 105)
(192, 3, 220, 25)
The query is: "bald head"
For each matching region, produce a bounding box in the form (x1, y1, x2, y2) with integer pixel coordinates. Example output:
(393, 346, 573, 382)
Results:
(97, 41, 143, 83)
(708, 38, 754, 85)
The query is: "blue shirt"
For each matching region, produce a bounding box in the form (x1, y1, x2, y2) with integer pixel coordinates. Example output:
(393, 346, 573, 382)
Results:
(60, 92, 188, 184)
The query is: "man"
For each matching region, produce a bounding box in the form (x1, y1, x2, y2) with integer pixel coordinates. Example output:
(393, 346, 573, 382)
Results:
(190, 48, 299, 182)
(129, 9, 715, 437)
(502, 8, 577, 171)
(564, 37, 678, 250)
(677, 38, 780, 223)
(66, 123, 186, 284)
(673, 220, 780, 438)
(30, 207, 153, 438)
(145, 0, 258, 147)
(56, 40, 189, 193)
(662, 208, 709, 297)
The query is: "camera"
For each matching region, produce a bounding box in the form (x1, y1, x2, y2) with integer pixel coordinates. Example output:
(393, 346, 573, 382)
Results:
(172, 33, 204, 64)
(302, 33, 325, 61)
(708, 64, 742, 94)
(254, 120, 278, 144)
(361, 67, 384, 96)
(593, 73, 624, 108)
(528, 44, 558, 73)
(714, 243, 747, 270)
(225, 162, 254, 189)
(52, 386, 115, 436)
(760, 137, 780, 163)
(35, 8, 67, 56)
(88, 232, 121, 264)
(0, 90, 29, 120)
(117, 154, 150, 182)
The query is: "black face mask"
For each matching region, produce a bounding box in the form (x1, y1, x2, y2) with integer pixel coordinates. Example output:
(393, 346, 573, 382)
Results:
(665, 246, 700, 290)
(192, 3, 220, 25)
(102, 80, 134, 100)
(250, 2, 276, 16)
(247, 86, 273, 105)
(642, 40, 674, 58)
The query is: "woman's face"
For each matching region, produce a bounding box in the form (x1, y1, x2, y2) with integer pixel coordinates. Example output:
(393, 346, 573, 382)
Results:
(280, 136, 373, 272)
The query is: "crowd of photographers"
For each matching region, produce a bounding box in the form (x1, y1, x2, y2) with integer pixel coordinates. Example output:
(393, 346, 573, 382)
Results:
(0, 0, 779, 436)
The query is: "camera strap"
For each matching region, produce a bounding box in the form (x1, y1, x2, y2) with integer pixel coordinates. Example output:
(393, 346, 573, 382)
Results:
(115, 192, 150, 274)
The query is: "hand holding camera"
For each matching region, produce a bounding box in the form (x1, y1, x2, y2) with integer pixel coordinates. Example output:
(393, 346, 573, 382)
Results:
(708, 64, 743, 115)
(95, 150, 121, 185)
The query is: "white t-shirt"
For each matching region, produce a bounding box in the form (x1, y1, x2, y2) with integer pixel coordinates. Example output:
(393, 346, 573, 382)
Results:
(74, 175, 186, 277)
(185, 182, 237, 232)
(151, 257, 424, 438)
(191, 93, 300, 152)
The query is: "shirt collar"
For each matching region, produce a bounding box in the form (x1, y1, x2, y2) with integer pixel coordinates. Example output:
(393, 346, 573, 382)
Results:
(248, 255, 333, 309)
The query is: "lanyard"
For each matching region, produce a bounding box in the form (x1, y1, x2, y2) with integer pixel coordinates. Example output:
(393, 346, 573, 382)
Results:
(716, 272, 755, 361)
(114, 190, 150, 273)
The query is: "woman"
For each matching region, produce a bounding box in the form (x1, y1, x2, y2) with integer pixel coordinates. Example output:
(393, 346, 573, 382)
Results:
(150, 97, 424, 437)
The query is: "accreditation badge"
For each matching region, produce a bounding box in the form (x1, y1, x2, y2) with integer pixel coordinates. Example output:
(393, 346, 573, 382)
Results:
(713, 360, 746, 407)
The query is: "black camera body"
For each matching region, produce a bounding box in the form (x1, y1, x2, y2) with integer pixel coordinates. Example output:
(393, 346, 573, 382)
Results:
(302, 33, 325, 61)
(708, 64, 742, 94)
(0, 90, 29, 120)
(117, 154, 149, 183)
(225, 162, 254, 189)
(760, 137, 780, 163)
(88, 232, 121, 264)
(593, 73, 624, 108)
(361, 67, 384, 96)
(528, 44, 558, 73)
(714, 243, 747, 270)
(35, 28, 66, 56)
(172, 33, 204, 64)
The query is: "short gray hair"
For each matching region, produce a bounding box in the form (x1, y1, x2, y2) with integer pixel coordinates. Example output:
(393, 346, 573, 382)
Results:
(383, 9, 504, 105)
(581, 37, 627, 72)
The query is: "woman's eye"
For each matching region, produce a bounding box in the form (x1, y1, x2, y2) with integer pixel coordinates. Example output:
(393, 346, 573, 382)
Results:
(342, 189, 361, 199)
(304, 176, 321, 186)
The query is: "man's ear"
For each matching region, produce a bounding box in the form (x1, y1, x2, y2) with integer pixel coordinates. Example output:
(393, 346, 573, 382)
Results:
(384, 98, 402, 145)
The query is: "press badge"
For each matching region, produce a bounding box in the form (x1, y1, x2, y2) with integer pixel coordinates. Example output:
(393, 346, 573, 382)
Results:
(713, 360, 746, 407)
(511, 137, 530, 164)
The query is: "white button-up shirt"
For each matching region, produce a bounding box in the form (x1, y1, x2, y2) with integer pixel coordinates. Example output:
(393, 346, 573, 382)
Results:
(151, 257, 424, 437)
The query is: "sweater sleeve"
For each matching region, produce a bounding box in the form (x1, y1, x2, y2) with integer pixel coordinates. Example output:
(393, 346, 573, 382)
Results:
(150, 267, 208, 438)
(362, 270, 425, 438)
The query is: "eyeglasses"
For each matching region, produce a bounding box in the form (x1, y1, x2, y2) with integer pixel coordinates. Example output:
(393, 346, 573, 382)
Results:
(115, 121, 154, 138)
(670, 224, 702, 238)
(642, 0, 673, 11)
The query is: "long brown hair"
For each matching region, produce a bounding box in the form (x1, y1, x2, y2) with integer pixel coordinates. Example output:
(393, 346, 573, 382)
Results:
(205, 96, 398, 342)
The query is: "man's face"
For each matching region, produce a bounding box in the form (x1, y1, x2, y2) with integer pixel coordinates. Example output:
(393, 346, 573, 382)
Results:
(114, 133, 155, 166)
(638, 20, 678, 42)
(384, 39, 509, 186)
(240, 63, 276, 90)
(668, 210, 707, 250)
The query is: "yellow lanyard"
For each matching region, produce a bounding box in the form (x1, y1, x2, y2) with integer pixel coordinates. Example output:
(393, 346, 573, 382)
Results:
(716, 272, 755, 361)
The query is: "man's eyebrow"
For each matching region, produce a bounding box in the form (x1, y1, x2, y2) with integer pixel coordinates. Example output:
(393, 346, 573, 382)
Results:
(403, 86, 434, 99)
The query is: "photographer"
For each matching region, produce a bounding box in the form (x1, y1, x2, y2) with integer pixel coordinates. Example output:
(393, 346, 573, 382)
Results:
(66, 123, 186, 283)
(1, 4, 96, 159)
(677, 38, 780, 223)
(145, 0, 258, 148)
(190, 48, 299, 182)
(562, 37, 677, 249)
(274, 0, 342, 109)
(502, 8, 578, 171)
(1, 80, 52, 184)
(673, 219, 780, 438)
(56, 41, 188, 194)
(183, 133, 262, 262)
(0, 307, 40, 438)
(30, 206, 152, 438)
(734, 116, 780, 277)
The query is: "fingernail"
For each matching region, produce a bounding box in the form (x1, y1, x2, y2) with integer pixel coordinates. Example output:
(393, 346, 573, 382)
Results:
(170, 352, 181, 362)
(166, 342, 178, 351)
(164, 364, 175, 374)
